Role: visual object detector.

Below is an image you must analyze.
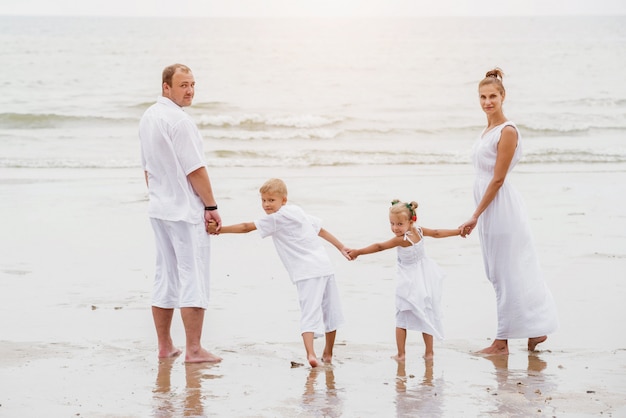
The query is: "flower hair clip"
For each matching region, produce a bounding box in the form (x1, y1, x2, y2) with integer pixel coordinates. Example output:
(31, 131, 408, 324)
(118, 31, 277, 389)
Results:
(391, 200, 417, 221)
(403, 203, 414, 220)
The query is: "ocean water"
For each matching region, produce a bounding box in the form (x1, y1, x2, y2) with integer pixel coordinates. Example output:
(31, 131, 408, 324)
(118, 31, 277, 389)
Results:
(0, 15, 625, 169)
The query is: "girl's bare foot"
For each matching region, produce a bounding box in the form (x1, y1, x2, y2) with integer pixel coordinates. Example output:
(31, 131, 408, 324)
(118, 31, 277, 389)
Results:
(308, 354, 319, 367)
(185, 348, 222, 364)
(528, 336, 547, 351)
(322, 347, 333, 363)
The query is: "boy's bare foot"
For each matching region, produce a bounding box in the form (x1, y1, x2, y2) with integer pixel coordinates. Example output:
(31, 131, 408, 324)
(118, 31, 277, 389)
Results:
(392, 354, 406, 362)
(158, 346, 182, 359)
(308, 354, 319, 368)
(185, 348, 222, 364)
(528, 336, 547, 351)
(477, 340, 509, 355)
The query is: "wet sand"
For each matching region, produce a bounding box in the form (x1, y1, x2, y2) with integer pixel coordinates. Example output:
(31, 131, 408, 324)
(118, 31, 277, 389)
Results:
(1, 163, 625, 417)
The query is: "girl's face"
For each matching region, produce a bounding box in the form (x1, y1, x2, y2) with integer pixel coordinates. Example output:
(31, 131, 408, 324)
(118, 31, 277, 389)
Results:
(389, 213, 411, 237)
(260, 191, 287, 214)
(479, 84, 504, 117)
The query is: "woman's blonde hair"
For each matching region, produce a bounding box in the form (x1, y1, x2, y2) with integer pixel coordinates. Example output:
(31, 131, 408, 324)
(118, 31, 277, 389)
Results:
(479, 67, 505, 96)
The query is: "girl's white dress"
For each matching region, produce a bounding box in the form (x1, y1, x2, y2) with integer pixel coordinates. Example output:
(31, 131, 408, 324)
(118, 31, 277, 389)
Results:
(395, 228, 445, 340)
(472, 121, 558, 339)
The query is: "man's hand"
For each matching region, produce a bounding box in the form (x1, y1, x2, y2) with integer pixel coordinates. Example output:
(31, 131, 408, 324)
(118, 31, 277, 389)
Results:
(206, 218, 220, 234)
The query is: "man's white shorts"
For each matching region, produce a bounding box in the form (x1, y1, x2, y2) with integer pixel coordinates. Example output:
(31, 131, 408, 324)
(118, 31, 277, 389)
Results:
(150, 218, 211, 309)
(296, 274, 344, 338)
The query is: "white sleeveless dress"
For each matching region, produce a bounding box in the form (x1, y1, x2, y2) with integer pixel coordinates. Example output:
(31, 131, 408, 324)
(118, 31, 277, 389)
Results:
(472, 121, 558, 339)
(395, 228, 445, 340)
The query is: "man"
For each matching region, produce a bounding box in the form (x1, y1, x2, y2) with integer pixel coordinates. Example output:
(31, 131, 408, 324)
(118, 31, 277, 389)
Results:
(139, 63, 222, 363)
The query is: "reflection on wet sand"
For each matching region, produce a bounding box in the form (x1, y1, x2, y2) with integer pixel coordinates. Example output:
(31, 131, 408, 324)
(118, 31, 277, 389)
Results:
(152, 358, 176, 417)
(480, 352, 555, 416)
(152, 358, 222, 417)
(301, 365, 343, 417)
(395, 358, 443, 417)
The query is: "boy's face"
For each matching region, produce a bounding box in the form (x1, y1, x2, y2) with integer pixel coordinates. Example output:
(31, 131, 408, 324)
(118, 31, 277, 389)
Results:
(260, 191, 287, 214)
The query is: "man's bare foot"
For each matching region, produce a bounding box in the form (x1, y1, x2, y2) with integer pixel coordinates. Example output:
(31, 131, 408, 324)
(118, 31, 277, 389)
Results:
(392, 353, 406, 362)
(308, 354, 319, 368)
(477, 340, 509, 355)
(528, 336, 547, 351)
(185, 348, 222, 364)
(423, 352, 434, 360)
(158, 347, 182, 359)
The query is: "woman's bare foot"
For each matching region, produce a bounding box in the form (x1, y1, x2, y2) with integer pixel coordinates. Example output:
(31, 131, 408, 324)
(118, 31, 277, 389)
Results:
(185, 348, 222, 364)
(308, 354, 319, 368)
(527, 354, 547, 372)
(528, 336, 547, 351)
(477, 340, 509, 355)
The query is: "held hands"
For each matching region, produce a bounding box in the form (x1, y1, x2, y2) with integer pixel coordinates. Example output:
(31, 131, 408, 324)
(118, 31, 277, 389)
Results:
(340, 247, 353, 261)
(204, 210, 222, 234)
(459, 217, 478, 238)
(344, 248, 359, 261)
(206, 219, 220, 234)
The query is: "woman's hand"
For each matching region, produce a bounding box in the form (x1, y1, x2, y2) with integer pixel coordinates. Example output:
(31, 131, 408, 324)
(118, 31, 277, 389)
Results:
(345, 248, 359, 260)
(459, 217, 478, 237)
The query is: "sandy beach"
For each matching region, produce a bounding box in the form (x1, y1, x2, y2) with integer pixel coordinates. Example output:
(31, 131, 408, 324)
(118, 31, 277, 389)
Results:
(1, 163, 625, 417)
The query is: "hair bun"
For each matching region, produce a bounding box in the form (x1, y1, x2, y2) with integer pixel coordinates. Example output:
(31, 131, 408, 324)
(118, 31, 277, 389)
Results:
(485, 68, 504, 80)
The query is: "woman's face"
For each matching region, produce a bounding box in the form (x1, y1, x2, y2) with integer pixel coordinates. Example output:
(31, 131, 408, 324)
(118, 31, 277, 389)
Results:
(479, 84, 505, 116)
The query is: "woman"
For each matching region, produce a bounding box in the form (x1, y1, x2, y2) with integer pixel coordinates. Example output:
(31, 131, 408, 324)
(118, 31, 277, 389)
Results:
(460, 68, 558, 355)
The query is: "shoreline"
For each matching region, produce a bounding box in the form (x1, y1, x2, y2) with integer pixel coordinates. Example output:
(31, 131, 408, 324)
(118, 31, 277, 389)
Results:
(1, 162, 625, 416)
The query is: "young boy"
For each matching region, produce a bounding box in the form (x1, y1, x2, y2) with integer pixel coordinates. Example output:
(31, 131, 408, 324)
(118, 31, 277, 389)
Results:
(208, 178, 348, 367)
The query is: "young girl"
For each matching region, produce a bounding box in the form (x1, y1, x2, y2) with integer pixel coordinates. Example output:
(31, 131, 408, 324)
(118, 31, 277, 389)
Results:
(347, 200, 461, 360)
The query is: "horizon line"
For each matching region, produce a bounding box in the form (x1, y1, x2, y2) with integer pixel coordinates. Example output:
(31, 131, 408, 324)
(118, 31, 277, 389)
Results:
(2, 13, 625, 18)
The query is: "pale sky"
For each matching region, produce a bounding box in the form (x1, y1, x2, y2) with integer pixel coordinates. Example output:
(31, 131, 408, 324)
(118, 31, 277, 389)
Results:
(1, 0, 625, 17)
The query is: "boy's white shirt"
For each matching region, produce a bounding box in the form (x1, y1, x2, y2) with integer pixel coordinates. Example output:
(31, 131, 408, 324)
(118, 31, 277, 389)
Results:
(254, 204, 334, 283)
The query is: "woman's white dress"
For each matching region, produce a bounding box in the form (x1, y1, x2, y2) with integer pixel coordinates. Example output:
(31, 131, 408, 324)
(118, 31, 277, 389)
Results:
(395, 228, 445, 340)
(472, 121, 558, 339)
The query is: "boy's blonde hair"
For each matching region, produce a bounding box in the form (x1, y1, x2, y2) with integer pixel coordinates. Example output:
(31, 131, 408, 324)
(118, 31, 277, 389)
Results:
(260, 178, 288, 196)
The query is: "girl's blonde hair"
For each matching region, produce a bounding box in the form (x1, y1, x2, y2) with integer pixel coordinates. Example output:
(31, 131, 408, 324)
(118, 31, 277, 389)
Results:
(479, 67, 505, 96)
(390, 199, 418, 221)
(259, 178, 288, 196)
